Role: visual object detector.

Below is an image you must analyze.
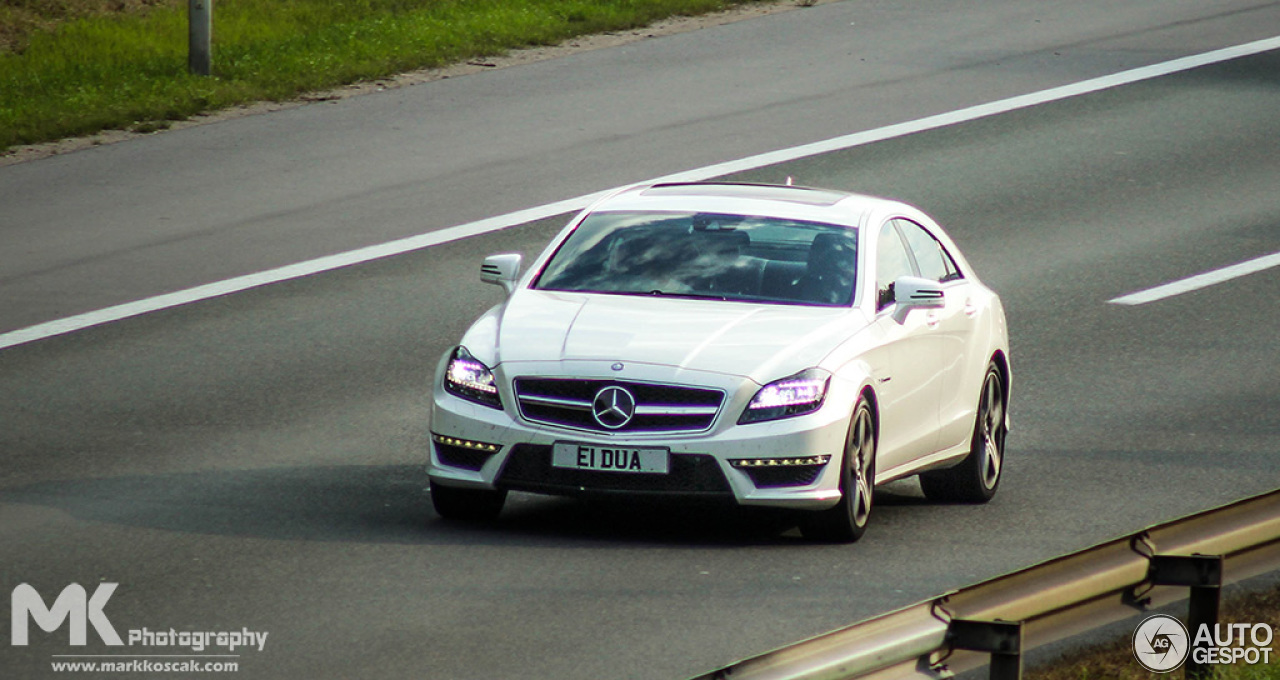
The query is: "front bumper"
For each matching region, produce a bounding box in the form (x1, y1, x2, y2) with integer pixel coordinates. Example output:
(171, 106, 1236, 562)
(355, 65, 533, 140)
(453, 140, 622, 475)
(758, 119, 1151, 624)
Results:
(428, 359, 857, 511)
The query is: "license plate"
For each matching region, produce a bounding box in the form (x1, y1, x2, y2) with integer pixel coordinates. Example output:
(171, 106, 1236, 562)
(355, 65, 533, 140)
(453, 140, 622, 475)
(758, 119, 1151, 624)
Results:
(551, 442, 670, 474)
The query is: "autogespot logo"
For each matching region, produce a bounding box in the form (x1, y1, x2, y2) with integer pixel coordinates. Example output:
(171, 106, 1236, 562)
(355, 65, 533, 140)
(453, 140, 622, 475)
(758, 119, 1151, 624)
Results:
(1133, 614, 1190, 673)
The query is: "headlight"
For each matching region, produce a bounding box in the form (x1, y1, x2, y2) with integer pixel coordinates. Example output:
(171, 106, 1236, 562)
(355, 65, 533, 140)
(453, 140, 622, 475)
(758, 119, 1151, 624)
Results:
(739, 368, 831, 424)
(444, 346, 502, 409)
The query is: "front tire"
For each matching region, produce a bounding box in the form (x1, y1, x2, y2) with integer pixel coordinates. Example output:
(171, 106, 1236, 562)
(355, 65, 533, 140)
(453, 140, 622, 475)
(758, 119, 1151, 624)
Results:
(800, 397, 876, 543)
(430, 480, 507, 521)
(920, 363, 1006, 503)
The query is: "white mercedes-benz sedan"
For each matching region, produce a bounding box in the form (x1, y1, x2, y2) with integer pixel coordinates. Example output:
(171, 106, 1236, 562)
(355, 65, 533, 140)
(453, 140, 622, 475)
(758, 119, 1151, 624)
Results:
(428, 182, 1009, 542)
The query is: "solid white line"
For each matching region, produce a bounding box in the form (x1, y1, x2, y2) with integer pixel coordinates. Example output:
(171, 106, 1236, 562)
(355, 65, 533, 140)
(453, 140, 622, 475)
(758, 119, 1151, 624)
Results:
(4, 35, 1280, 351)
(1108, 251, 1280, 305)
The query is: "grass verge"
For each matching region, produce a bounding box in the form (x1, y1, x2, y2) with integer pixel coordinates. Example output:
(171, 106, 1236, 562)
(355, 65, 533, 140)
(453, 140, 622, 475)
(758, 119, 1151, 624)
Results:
(1, 0, 762, 152)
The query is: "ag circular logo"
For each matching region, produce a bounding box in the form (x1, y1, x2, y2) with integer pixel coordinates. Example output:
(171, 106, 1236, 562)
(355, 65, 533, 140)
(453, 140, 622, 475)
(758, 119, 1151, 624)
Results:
(1133, 614, 1190, 673)
(591, 386, 636, 430)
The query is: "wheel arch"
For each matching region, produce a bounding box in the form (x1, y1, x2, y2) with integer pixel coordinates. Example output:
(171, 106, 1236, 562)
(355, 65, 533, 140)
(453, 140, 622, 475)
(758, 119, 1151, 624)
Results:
(988, 349, 1011, 428)
(858, 384, 881, 445)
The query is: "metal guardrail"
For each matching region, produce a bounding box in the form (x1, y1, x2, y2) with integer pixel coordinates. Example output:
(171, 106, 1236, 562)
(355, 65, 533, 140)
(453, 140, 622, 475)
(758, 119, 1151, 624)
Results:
(695, 488, 1280, 680)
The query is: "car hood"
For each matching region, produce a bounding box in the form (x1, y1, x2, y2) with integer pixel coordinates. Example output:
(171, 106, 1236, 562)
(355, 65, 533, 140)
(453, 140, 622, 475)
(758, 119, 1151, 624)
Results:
(487, 290, 862, 383)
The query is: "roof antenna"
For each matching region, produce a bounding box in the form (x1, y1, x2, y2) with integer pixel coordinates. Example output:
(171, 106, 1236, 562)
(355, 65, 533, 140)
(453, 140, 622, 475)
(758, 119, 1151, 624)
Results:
(785, 176, 794, 186)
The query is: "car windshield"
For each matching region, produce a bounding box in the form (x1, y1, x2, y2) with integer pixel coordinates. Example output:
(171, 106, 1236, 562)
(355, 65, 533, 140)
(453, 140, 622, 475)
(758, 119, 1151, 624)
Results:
(533, 211, 858, 306)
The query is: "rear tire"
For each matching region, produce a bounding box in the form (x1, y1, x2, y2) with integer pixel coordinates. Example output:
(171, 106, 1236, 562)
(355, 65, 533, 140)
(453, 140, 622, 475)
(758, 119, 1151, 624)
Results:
(800, 398, 876, 543)
(920, 363, 1006, 503)
(430, 480, 507, 521)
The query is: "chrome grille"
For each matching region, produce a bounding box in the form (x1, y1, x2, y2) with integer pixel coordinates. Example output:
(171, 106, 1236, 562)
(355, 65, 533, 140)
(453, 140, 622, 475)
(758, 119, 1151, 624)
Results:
(514, 378, 723, 433)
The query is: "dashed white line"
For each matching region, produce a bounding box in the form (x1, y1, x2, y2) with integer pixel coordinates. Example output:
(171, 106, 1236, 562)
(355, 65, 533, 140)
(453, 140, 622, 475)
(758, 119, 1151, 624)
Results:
(3, 35, 1280, 351)
(1108, 251, 1280, 306)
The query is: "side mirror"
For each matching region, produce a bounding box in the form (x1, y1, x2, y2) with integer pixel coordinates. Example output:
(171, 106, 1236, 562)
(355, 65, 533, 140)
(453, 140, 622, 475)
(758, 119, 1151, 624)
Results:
(892, 275, 944, 323)
(481, 253, 522, 295)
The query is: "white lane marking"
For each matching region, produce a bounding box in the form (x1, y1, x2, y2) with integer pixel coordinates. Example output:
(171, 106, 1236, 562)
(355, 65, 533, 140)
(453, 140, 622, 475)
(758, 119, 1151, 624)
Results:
(1108, 251, 1280, 305)
(3, 35, 1280, 351)
(0, 194, 608, 351)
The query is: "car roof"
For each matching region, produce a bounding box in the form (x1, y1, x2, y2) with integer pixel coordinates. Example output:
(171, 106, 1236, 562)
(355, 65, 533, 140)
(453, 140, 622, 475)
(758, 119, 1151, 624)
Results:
(641, 182, 851, 205)
(592, 182, 888, 227)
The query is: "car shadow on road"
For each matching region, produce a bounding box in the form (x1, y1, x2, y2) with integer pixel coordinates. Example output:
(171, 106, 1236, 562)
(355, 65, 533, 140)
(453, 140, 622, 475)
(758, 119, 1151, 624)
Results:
(0, 464, 931, 548)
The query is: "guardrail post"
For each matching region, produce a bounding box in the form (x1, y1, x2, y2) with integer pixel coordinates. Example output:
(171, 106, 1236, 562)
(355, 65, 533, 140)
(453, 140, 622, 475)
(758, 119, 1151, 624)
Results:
(1148, 554, 1223, 680)
(189, 0, 212, 75)
(946, 619, 1023, 680)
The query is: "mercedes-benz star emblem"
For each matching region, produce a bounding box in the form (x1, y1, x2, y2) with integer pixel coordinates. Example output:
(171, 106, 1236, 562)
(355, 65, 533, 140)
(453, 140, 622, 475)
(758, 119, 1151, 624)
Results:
(592, 386, 636, 430)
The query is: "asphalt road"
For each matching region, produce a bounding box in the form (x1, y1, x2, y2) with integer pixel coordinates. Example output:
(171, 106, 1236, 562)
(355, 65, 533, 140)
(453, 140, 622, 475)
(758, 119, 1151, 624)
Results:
(4, 0, 1280, 333)
(3, 3, 1280, 679)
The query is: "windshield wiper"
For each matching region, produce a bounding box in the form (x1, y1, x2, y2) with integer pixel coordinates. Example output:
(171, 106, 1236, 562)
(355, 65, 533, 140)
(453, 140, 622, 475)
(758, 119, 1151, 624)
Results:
(646, 290, 728, 301)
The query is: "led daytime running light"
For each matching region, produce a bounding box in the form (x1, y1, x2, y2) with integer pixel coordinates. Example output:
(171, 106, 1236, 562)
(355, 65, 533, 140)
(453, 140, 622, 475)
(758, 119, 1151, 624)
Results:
(731, 455, 831, 468)
(432, 434, 501, 453)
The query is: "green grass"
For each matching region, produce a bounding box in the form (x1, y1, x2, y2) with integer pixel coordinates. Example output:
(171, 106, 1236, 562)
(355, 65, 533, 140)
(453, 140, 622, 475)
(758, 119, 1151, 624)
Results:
(0, 0, 759, 151)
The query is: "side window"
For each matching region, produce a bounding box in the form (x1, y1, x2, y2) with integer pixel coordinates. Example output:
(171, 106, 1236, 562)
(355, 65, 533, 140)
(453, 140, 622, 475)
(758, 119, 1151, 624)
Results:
(897, 219, 962, 283)
(876, 221, 915, 310)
